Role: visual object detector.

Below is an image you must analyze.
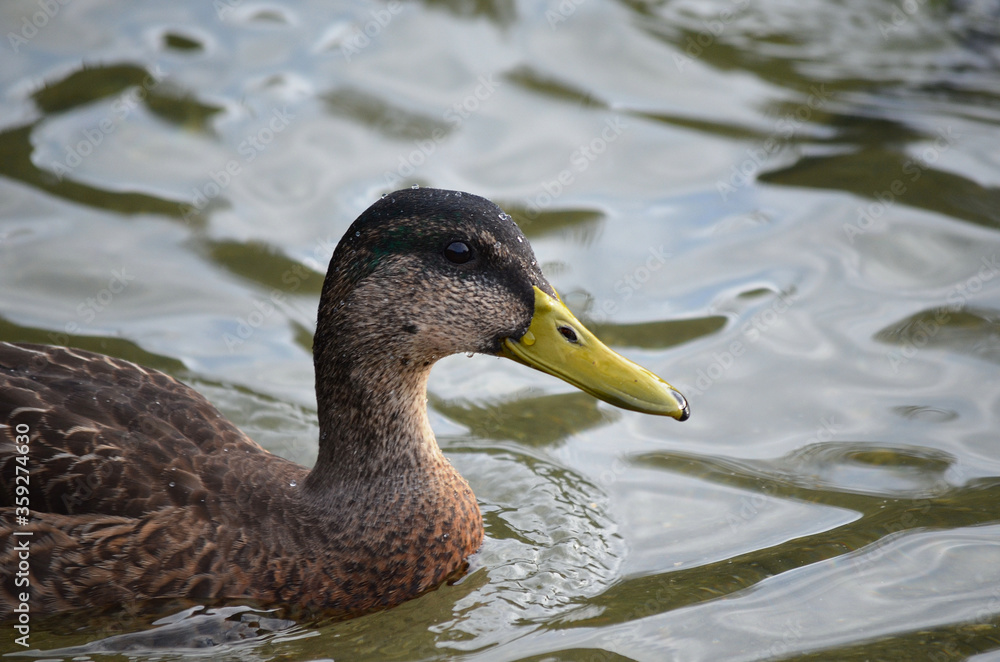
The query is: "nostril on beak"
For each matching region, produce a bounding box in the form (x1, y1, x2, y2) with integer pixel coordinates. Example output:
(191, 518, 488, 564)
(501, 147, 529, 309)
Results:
(557, 325, 579, 343)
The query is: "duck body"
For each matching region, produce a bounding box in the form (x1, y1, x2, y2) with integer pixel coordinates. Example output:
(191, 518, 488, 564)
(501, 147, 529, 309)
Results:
(0, 343, 479, 616)
(0, 188, 686, 618)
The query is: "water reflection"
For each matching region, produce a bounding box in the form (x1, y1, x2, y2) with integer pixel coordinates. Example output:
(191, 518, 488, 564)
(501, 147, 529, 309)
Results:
(2, 0, 1000, 658)
(0, 123, 186, 217)
(876, 306, 1000, 364)
(324, 86, 453, 141)
(433, 390, 613, 445)
(14, 605, 299, 659)
(440, 448, 628, 650)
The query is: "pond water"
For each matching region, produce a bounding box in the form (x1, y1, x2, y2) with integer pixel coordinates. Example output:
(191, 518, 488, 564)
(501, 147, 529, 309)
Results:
(2, 0, 1000, 659)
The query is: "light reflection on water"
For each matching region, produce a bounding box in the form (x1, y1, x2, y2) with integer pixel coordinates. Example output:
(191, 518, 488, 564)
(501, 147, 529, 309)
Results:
(1, 0, 1000, 659)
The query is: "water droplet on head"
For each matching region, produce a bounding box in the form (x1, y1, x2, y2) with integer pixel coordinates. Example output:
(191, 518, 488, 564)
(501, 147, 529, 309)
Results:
(466, 352, 474, 358)
(289, 480, 297, 487)
(168, 481, 176, 488)
(455, 191, 462, 197)
(411, 184, 419, 189)
(355, 231, 360, 237)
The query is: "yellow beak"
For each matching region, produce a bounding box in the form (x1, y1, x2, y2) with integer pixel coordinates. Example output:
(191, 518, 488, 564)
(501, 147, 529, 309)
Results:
(501, 286, 689, 420)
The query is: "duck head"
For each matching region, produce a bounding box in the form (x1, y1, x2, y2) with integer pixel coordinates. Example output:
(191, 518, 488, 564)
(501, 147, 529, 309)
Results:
(313, 188, 688, 423)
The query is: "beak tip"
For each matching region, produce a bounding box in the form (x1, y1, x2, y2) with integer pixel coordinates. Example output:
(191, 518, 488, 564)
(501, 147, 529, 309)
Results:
(669, 388, 690, 421)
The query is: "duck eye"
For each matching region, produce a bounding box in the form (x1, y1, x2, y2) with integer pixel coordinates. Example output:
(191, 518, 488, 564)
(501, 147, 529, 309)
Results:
(444, 241, 472, 264)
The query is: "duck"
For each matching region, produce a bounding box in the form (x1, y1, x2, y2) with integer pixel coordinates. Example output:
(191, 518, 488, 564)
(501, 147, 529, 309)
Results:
(0, 187, 688, 619)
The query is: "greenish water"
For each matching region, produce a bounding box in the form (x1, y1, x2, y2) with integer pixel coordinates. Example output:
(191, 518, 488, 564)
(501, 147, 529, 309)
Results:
(2, 0, 1000, 659)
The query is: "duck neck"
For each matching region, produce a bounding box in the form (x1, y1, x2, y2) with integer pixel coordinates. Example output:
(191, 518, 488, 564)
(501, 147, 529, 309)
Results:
(305, 342, 444, 493)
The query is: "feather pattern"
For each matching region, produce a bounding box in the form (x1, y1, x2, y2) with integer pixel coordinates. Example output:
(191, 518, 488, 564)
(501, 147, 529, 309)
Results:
(0, 341, 481, 616)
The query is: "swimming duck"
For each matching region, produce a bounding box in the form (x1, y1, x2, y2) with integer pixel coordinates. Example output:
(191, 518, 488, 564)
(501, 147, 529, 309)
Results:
(0, 188, 687, 618)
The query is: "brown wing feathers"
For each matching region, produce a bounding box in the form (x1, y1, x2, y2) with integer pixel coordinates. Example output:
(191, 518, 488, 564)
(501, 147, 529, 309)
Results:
(0, 343, 290, 615)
